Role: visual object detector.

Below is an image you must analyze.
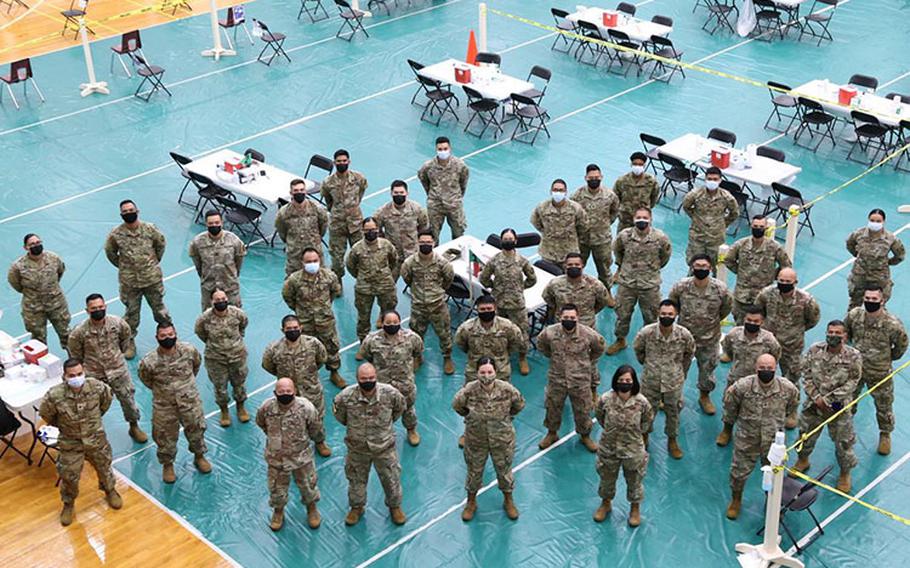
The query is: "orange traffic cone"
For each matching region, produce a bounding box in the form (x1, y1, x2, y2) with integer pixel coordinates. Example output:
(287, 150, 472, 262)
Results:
(466, 30, 478, 65)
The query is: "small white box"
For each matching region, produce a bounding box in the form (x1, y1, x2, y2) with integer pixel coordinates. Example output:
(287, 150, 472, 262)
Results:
(1, 350, 25, 369)
(39, 353, 63, 379)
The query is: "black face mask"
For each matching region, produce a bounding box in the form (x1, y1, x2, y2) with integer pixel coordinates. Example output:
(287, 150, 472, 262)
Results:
(276, 393, 295, 405)
(28, 244, 43, 256)
(751, 227, 765, 239)
(359, 381, 376, 392)
(566, 266, 582, 278)
(292, 193, 306, 203)
(501, 240, 516, 251)
(659, 316, 675, 328)
(121, 212, 138, 224)
(561, 319, 577, 331)
(634, 220, 649, 231)
(615, 383, 633, 393)
(383, 324, 400, 335)
(89, 309, 106, 321)
(692, 268, 710, 280)
(587, 179, 601, 189)
(158, 336, 177, 349)
(757, 370, 775, 384)
(364, 230, 379, 242)
(478, 310, 495, 322)
(392, 194, 407, 206)
(744, 322, 761, 334)
(335, 163, 349, 173)
(864, 301, 881, 313)
(777, 282, 794, 294)
(207, 225, 222, 236)
(284, 329, 301, 342)
(419, 244, 434, 255)
(213, 301, 229, 312)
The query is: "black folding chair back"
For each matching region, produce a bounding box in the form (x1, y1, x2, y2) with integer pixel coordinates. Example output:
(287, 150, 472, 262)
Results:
(707, 127, 737, 147)
(798, 0, 838, 46)
(335, 0, 369, 41)
(702, 0, 738, 35)
(510, 92, 551, 145)
(298, 0, 330, 22)
(640, 132, 666, 175)
(575, 20, 607, 66)
(551, 8, 578, 53)
(129, 53, 171, 101)
(656, 151, 696, 205)
(244, 148, 266, 163)
(793, 96, 836, 152)
(753, 0, 784, 40)
(188, 171, 232, 222)
(770, 182, 814, 237)
(605, 29, 643, 77)
(756, 145, 785, 162)
(649, 35, 685, 83)
(216, 196, 269, 245)
(846, 110, 891, 165)
(616, 1, 636, 15)
(848, 73, 878, 92)
(885, 92, 910, 104)
(415, 75, 458, 126)
(475, 52, 502, 67)
(170, 151, 195, 206)
(407, 59, 426, 106)
(304, 154, 333, 201)
(894, 119, 910, 172)
(651, 15, 673, 26)
(0, 400, 25, 461)
(463, 85, 503, 139)
(721, 180, 750, 235)
(764, 80, 798, 132)
(760, 465, 834, 553)
(521, 65, 552, 101)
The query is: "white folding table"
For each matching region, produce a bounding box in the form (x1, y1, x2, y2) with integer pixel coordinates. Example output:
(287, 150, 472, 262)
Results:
(566, 7, 672, 43)
(418, 59, 534, 102)
(0, 370, 60, 465)
(793, 80, 910, 127)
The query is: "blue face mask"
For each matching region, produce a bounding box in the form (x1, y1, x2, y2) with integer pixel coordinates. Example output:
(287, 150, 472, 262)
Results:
(66, 374, 86, 389)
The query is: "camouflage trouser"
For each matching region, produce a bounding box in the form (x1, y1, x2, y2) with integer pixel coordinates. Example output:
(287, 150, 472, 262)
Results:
(152, 394, 207, 465)
(120, 280, 170, 338)
(498, 306, 529, 354)
(300, 316, 342, 371)
(778, 340, 804, 386)
(685, 239, 721, 269)
(731, 293, 760, 326)
(641, 382, 683, 438)
(617, 212, 636, 233)
(427, 201, 466, 240)
(389, 381, 418, 430)
(544, 382, 593, 436)
(344, 447, 402, 509)
(596, 450, 647, 503)
(847, 273, 892, 311)
(268, 463, 320, 508)
(464, 437, 515, 494)
(57, 437, 115, 505)
(204, 355, 248, 407)
(297, 383, 327, 444)
(798, 404, 858, 471)
(200, 283, 241, 313)
(354, 288, 398, 340)
(21, 296, 70, 350)
(410, 301, 452, 356)
(694, 336, 720, 393)
(614, 285, 660, 339)
(580, 241, 613, 288)
(853, 367, 895, 433)
(730, 433, 772, 492)
(93, 367, 141, 423)
(329, 225, 362, 279)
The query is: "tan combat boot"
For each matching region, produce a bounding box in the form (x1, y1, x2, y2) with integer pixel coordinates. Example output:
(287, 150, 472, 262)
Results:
(458, 435, 465, 449)
(236, 401, 250, 423)
(162, 463, 177, 484)
(60, 504, 74, 526)
(878, 432, 891, 456)
(307, 502, 321, 529)
(667, 437, 683, 459)
(128, 422, 148, 443)
(715, 423, 733, 447)
(836, 470, 851, 493)
(270, 508, 284, 531)
(628, 503, 641, 527)
(605, 338, 627, 356)
(502, 493, 519, 520)
(699, 392, 716, 415)
(790, 456, 810, 478)
(604, 287, 616, 309)
(390, 507, 407, 525)
(407, 428, 421, 447)
(580, 435, 597, 453)
(124, 339, 136, 360)
(462, 493, 478, 522)
(719, 351, 732, 364)
(194, 454, 212, 474)
(106, 489, 123, 509)
(219, 406, 231, 428)
(315, 441, 332, 457)
(538, 431, 559, 450)
(726, 490, 742, 520)
(345, 507, 364, 526)
(593, 499, 612, 522)
(518, 355, 530, 375)
(443, 357, 455, 375)
(330, 370, 347, 389)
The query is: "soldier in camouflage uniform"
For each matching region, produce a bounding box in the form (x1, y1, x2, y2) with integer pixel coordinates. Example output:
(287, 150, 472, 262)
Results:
(538, 304, 607, 453)
(401, 230, 455, 374)
(572, 164, 619, 298)
(256, 378, 323, 532)
(194, 290, 249, 427)
(453, 357, 525, 522)
(188, 210, 246, 311)
(261, 315, 332, 457)
(282, 248, 346, 388)
(613, 152, 660, 232)
(530, 178, 588, 267)
(633, 300, 695, 459)
(721, 354, 799, 520)
(138, 323, 211, 483)
(724, 214, 791, 324)
(417, 136, 470, 240)
(593, 365, 653, 527)
(104, 200, 170, 358)
(610, 208, 672, 355)
(7, 233, 70, 349)
(357, 310, 425, 446)
(845, 286, 909, 455)
(721, 305, 781, 390)
(321, 149, 367, 279)
(39, 359, 123, 526)
(333, 363, 408, 526)
(68, 293, 146, 442)
(668, 254, 733, 415)
(479, 228, 537, 373)
(845, 208, 906, 309)
(542, 252, 609, 329)
(347, 217, 398, 341)
(274, 178, 328, 277)
(681, 167, 739, 268)
(755, 267, 821, 427)
(792, 321, 863, 493)
(454, 295, 525, 384)
(374, 179, 429, 280)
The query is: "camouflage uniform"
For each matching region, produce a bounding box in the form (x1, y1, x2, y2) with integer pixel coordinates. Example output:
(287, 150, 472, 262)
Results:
(796, 343, 863, 472)
(282, 267, 343, 371)
(571, 184, 620, 287)
(681, 186, 739, 267)
(594, 391, 652, 503)
(194, 306, 248, 407)
(530, 199, 587, 266)
(724, 236, 791, 324)
(104, 222, 170, 337)
(321, 170, 367, 278)
(333, 383, 407, 509)
(261, 336, 328, 443)
(454, 316, 524, 383)
(721, 327, 781, 389)
(138, 342, 207, 465)
(479, 251, 537, 351)
(669, 276, 733, 394)
(346, 237, 399, 340)
(7, 251, 70, 349)
(452, 379, 526, 494)
(613, 227, 672, 339)
(256, 397, 322, 508)
(538, 323, 606, 436)
(188, 229, 246, 311)
(542, 274, 609, 329)
(68, 315, 140, 423)
(357, 329, 424, 430)
(374, 199, 429, 279)
(846, 227, 906, 309)
(400, 251, 454, 356)
(612, 172, 660, 231)
(845, 306, 908, 433)
(755, 285, 821, 385)
(274, 199, 329, 277)
(723, 375, 799, 491)
(417, 156, 470, 239)
(633, 323, 695, 437)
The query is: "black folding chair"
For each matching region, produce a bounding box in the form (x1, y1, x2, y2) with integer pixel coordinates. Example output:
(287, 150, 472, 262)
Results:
(110, 30, 144, 78)
(253, 20, 290, 65)
(463, 85, 503, 139)
(521, 65, 552, 102)
(244, 148, 265, 163)
(769, 182, 815, 237)
(798, 0, 838, 46)
(0, 400, 28, 463)
(702, 0, 738, 35)
(651, 15, 673, 27)
(216, 196, 270, 245)
(616, 1, 636, 15)
(757, 145, 786, 162)
(846, 110, 892, 165)
(764, 81, 799, 132)
(575, 20, 608, 66)
(648, 35, 685, 83)
(848, 73, 878, 93)
(606, 29, 643, 77)
(304, 154, 333, 203)
(415, 75, 458, 126)
(188, 171, 232, 222)
(129, 53, 171, 101)
(793, 97, 836, 152)
(721, 180, 750, 236)
(486, 232, 541, 249)
(446, 274, 474, 318)
(757, 465, 833, 553)
(298, 0, 330, 21)
(656, 152, 697, 205)
(753, 0, 784, 40)
(534, 258, 564, 276)
(61, 0, 93, 39)
(169, 151, 195, 206)
(510, 92, 550, 145)
(893, 120, 910, 172)
(885, 92, 910, 104)
(640, 132, 667, 175)
(708, 127, 737, 146)
(407, 59, 426, 106)
(550, 8, 578, 53)
(335, 0, 369, 41)
(475, 52, 502, 67)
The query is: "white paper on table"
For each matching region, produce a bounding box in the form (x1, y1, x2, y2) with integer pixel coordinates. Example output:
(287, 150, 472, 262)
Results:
(737, 0, 757, 36)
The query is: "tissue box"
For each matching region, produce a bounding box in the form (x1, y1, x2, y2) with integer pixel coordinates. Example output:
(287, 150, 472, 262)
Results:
(21, 339, 48, 364)
(838, 86, 857, 105)
(602, 10, 618, 26)
(1, 350, 25, 369)
(455, 67, 471, 84)
(39, 353, 63, 379)
(711, 148, 731, 169)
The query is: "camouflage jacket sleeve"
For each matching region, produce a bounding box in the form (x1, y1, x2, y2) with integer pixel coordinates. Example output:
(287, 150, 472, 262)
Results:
(801, 352, 821, 401)
(777, 245, 792, 269)
(479, 261, 494, 289)
(99, 381, 113, 415)
(281, 276, 296, 309)
(831, 353, 862, 401)
(442, 259, 455, 289)
(724, 191, 740, 226)
(346, 246, 359, 278)
(542, 280, 556, 311)
(890, 236, 906, 266)
(333, 393, 347, 425)
(315, 339, 328, 367)
(330, 271, 342, 299)
(386, 243, 399, 271)
(238, 310, 249, 336)
(188, 238, 201, 274)
(681, 190, 697, 217)
(417, 162, 431, 193)
(68, 326, 85, 361)
(722, 382, 742, 425)
(804, 295, 821, 331)
(151, 224, 166, 262)
(632, 329, 647, 364)
(191, 345, 202, 375)
(458, 161, 469, 195)
(510, 384, 526, 415)
(506, 320, 523, 354)
(845, 229, 859, 257)
(194, 313, 208, 343)
(356, 334, 373, 362)
(411, 333, 424, 359)
(6, 262, 21, 293)
(594, 395, 607, 427)
(893, 321, 909, 360)
(318, 205, 329, 236)
(274, 206, 289, 241)
(529, 204, 543, 232)
(233, 236, 246, 272)
(104, 232, 119, 267)
(306, 402, 322, 441)
(138, 357, 153, 389)
(39, 395, 58, 427)
(390, 388, 406, 422)
(725, 240, 741, 274)
(452, 388, 469, 416)
(658, 234, 672, 268)
(589, 330, 607, 362)
(255, 404, 267, 432)
(640, 396, 654, 433)
(682, 331, 696, 372)
(261, 344, 277, 376)
(593, 281, 609, 313)
(720, 286, 733, 320)
(400, 257, 413, 285)
(721, 332, 733, 359)
(648, 177, 660, 207)
(522, 257, 537, 289)
(454, 323, 469, 353)
(537, 327, 553, 358)
(613, 234, 625, 268)
(117, 318, 131, 353)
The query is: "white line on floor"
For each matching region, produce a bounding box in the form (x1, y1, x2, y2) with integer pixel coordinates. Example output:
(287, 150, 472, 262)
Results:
(803, 221, 910, 291)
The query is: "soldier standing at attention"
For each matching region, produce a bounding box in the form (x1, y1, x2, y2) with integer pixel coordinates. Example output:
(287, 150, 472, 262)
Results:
(724, 214, 791, 324)
(321, 149, 367, 279)
(681, 167, 739, 268)
(7, 233, 70, 350)
(188, 210, 246, 311)
(542, 252, 610, 330)
(346, 217, 398, 341)
(613, 152, 660, 232)
(374, 179, 429, 280)
(274, 178, 328, 278)
(571, 163, 619, 298)
(418, 136, 470, 240)
(530, 178, 587, 267)
(845, 208, 905, 309)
